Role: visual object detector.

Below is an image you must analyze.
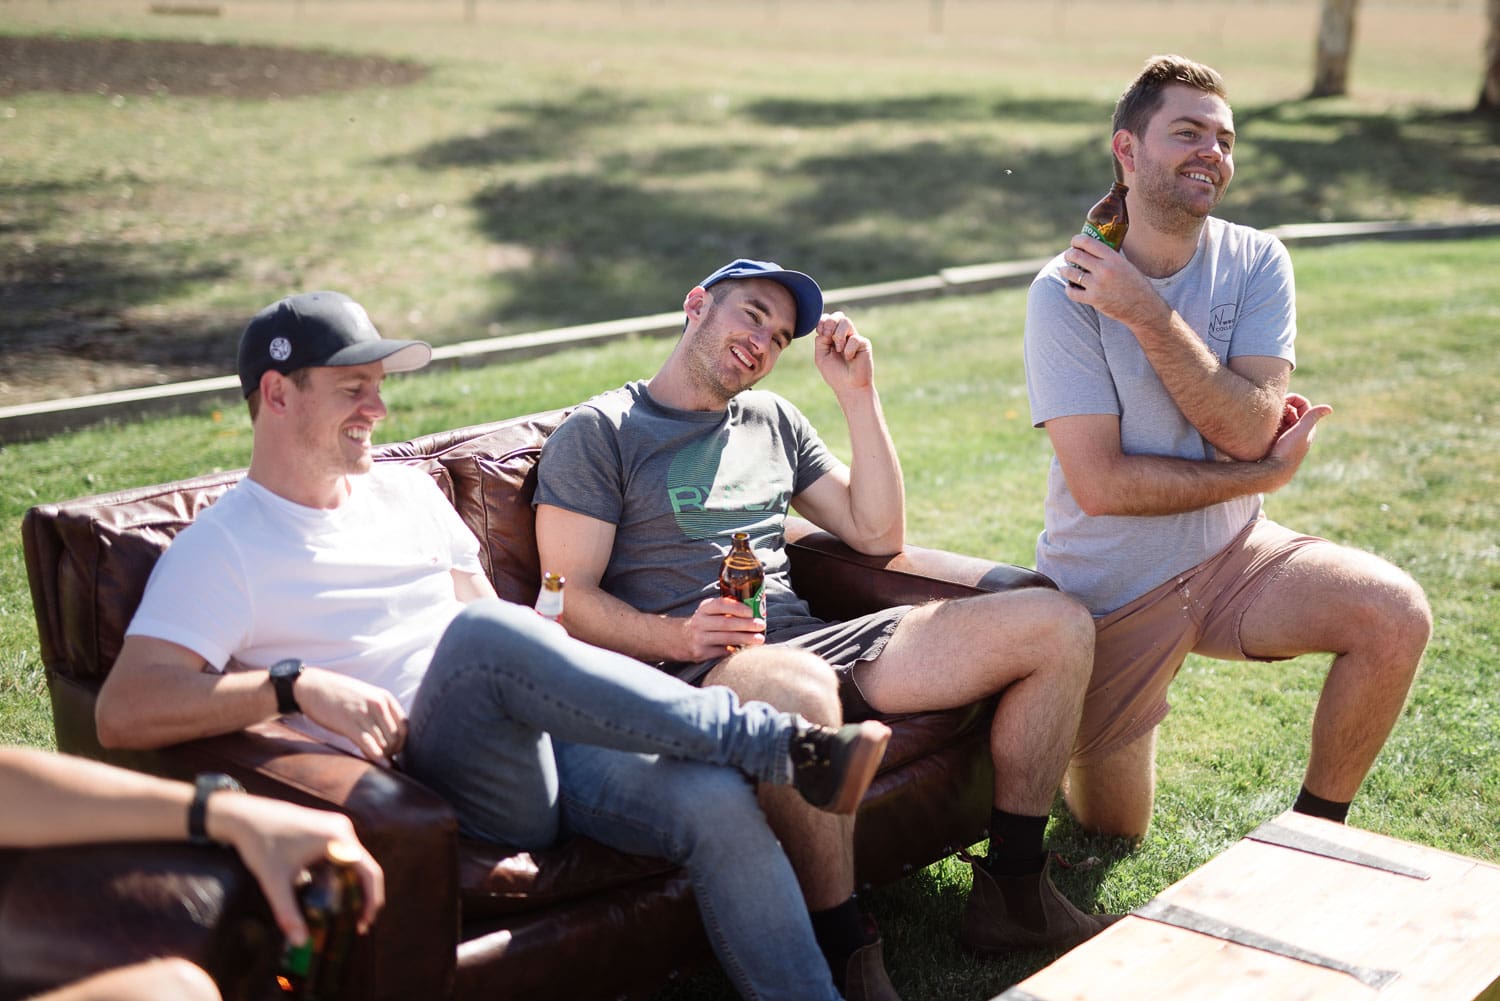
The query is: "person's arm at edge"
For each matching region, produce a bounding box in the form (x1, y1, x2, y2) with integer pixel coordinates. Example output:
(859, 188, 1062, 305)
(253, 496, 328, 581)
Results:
(0, 746, 384, 942)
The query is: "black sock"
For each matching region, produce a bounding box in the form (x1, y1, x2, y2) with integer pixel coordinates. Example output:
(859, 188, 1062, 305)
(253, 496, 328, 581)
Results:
(1293, 786, 1351, 823)
(985, 809, 1049, 876)
(809, 897, 869, 988)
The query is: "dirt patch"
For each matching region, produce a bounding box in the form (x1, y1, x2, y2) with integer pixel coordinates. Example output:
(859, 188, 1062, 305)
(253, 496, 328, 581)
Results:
(0, 35, 429, 407)
(0, 34, 428, 99)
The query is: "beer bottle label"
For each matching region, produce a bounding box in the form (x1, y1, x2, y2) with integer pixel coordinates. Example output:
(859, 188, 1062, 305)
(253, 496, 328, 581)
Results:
(746, 582, 764, 620)
(1082, 220, 1121, 249)
(281, 938, 313, 978)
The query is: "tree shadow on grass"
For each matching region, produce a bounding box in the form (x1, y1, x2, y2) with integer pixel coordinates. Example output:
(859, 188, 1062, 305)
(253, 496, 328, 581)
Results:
(393, 89, 1500, 336)
(0, 180, 240, 399)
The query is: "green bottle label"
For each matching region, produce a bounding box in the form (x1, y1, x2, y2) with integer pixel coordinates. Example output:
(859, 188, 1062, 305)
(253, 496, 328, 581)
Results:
(748, 583, 764, 620)
(1082, 220, 1121, 250)
(281, 939, 313, 978)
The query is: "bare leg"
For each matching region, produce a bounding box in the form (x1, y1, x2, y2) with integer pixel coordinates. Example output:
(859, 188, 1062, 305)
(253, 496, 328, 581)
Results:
(858, 588, 1096, 814)
(33, 958, 221, 1001)
(703, 645, 854, 910)
(1065, 728, 1157, 839)
(1238, 544, 1430, 803)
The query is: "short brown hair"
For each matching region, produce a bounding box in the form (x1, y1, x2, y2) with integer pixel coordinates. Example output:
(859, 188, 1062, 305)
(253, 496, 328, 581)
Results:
(1112, 55, 1228, 137)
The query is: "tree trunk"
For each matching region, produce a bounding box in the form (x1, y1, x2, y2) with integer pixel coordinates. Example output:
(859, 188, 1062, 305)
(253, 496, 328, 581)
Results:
(1480, 0, 1500, 113)
(1309, 0, 1360, 98)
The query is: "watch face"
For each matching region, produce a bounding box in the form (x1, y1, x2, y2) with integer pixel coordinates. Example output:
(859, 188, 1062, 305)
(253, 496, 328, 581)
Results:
(271, 658, 302, 678)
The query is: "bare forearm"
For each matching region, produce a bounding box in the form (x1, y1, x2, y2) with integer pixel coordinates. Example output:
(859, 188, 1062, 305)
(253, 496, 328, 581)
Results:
(1074, 451, 1293, 517)
(1130, 310, 1283, 460)
(96, 661, 278, 750)
(837, 386, 906, 553)
(0, 748, 196, 847)
(560, 582, 690, 663)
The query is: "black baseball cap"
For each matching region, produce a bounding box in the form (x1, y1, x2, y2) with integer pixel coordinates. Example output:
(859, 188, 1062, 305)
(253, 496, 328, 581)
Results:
(699, 259, 824, 338)
(236, 291, 432, 398)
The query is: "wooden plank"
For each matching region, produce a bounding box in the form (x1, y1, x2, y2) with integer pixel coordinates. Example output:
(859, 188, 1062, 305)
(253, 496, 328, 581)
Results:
(1003, 812, 1500, 1001)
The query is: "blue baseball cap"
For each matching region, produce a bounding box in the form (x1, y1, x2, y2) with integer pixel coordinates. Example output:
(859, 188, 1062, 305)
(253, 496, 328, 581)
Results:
(699, 259, 824, 338)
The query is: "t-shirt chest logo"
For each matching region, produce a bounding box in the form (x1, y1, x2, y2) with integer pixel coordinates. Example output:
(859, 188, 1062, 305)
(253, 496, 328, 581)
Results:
(665, 435, 789, 541)
(1208, 303, 1238, 343)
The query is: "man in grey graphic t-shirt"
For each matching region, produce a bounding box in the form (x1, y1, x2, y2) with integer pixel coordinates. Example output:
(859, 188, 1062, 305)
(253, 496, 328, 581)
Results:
(535, 258, 1115, 998)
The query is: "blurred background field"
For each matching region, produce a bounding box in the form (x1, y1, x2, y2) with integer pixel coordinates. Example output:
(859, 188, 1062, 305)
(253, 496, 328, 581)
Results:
(1, 0, 1495, 402)
(1, 4, 1496, 998)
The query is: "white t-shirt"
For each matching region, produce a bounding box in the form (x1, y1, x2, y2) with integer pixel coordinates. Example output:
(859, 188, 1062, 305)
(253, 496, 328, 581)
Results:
(126, 463, 483, 752)
(1024, 216, 1298, 615)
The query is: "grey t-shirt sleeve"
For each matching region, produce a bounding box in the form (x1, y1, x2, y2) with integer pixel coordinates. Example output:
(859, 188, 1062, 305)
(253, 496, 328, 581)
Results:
(1225, 235, 1297, 366)
(534, 405, 625, 522)
(1024, 260, 1121, 427)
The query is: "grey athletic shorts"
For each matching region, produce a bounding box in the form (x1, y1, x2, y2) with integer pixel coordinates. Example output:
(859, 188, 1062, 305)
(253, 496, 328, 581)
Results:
(667, 605, 912, 722)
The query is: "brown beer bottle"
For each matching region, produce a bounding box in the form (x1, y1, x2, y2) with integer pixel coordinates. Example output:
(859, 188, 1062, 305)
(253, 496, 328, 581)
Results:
(535, 571, 565, 622)
(277, 841, 366, 1000)
(719, 532, 765, 620)
(1070, 180, 1129, 288)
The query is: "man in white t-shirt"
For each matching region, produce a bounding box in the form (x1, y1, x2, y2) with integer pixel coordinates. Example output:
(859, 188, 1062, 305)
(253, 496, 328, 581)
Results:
(94, 290, 893, 1001)
(1024, 55, 1431, 840)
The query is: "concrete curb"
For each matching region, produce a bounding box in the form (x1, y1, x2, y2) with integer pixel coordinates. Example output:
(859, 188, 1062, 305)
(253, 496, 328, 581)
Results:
(3, 219, 1497, 444)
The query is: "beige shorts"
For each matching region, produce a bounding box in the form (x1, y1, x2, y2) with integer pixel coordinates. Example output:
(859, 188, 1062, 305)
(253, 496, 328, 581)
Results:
(1074, 517, 1327, 763)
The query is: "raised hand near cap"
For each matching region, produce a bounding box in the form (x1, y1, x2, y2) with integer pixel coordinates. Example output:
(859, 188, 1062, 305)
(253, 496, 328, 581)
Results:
(813, 311, 874, 397)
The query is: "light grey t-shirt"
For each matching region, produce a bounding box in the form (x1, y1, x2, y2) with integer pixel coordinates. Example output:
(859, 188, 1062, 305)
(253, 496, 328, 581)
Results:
(1024, 216, 1297, 615)
(534, 382, 841, 646)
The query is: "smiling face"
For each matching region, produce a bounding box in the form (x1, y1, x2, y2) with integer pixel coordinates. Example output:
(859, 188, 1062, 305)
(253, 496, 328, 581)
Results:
(287, 361, 389, 478)
(1121, 83, 1236, 235)
(680, 277, 797, 405)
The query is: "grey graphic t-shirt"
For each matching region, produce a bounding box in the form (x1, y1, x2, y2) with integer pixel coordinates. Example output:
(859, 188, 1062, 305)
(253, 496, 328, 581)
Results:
(535, 381, 841, 635)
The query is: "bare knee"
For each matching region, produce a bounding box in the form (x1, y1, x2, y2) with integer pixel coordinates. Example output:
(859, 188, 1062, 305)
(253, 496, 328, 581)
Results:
(45, 957, 222, 1001)
(1353, 568, 1433, 669)
(1017, 589, 1096, 685)
(1064, 734, 1155, 842)
(709, 646, 841, 724)
(154, 958, 221, 1001)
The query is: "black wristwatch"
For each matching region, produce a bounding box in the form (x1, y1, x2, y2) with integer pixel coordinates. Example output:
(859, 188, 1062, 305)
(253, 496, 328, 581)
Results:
(269, 657, 304, 715)
(189, 772, 244, 845)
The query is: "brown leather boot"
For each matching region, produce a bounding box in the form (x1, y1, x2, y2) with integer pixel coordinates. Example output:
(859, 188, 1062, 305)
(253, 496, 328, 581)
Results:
(840, 930, 903, 1001)
(959, 851, 1119, 956)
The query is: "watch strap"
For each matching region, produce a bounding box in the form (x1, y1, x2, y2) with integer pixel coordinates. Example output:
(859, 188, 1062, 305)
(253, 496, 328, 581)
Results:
(189, 772, 243, 845)
(270, 659, 303, 715)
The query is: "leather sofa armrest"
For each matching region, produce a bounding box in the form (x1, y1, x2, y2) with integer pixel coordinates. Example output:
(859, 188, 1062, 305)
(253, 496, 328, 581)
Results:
(135, 722, 462, 1001)
(784, 517, 1055, 622)
(0, 843, 277, 1001)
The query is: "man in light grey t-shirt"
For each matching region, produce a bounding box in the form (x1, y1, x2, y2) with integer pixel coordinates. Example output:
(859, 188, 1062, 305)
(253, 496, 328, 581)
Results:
(1024, 54, 1430, 841)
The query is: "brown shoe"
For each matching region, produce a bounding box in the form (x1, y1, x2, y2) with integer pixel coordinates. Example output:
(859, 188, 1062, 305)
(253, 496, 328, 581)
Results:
(840, 929, 903, 1001)
(958, 851, 1119, 956)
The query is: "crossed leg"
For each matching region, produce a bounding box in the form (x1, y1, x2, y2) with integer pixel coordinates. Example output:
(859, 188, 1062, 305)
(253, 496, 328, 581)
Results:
(703, 645, 854, 910)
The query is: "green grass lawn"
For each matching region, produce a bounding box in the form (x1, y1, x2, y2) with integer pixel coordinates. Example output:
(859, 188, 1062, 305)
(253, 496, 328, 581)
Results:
(2, 236, 1496, 999)
(2, 0, 1497, 401)
(2, 2, 1497, 996)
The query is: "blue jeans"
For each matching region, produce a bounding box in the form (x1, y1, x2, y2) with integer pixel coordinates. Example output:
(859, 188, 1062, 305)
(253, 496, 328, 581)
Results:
(402, 599, 840, 1001)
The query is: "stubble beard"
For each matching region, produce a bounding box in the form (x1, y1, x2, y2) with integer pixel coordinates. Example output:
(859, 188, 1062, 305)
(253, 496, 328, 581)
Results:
(1134, 159, 1225, 239)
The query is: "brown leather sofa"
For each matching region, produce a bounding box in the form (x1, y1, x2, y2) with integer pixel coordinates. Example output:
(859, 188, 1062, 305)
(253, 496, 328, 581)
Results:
(0, 843, 280, 1001)
(21, 407, 1056, 1001)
